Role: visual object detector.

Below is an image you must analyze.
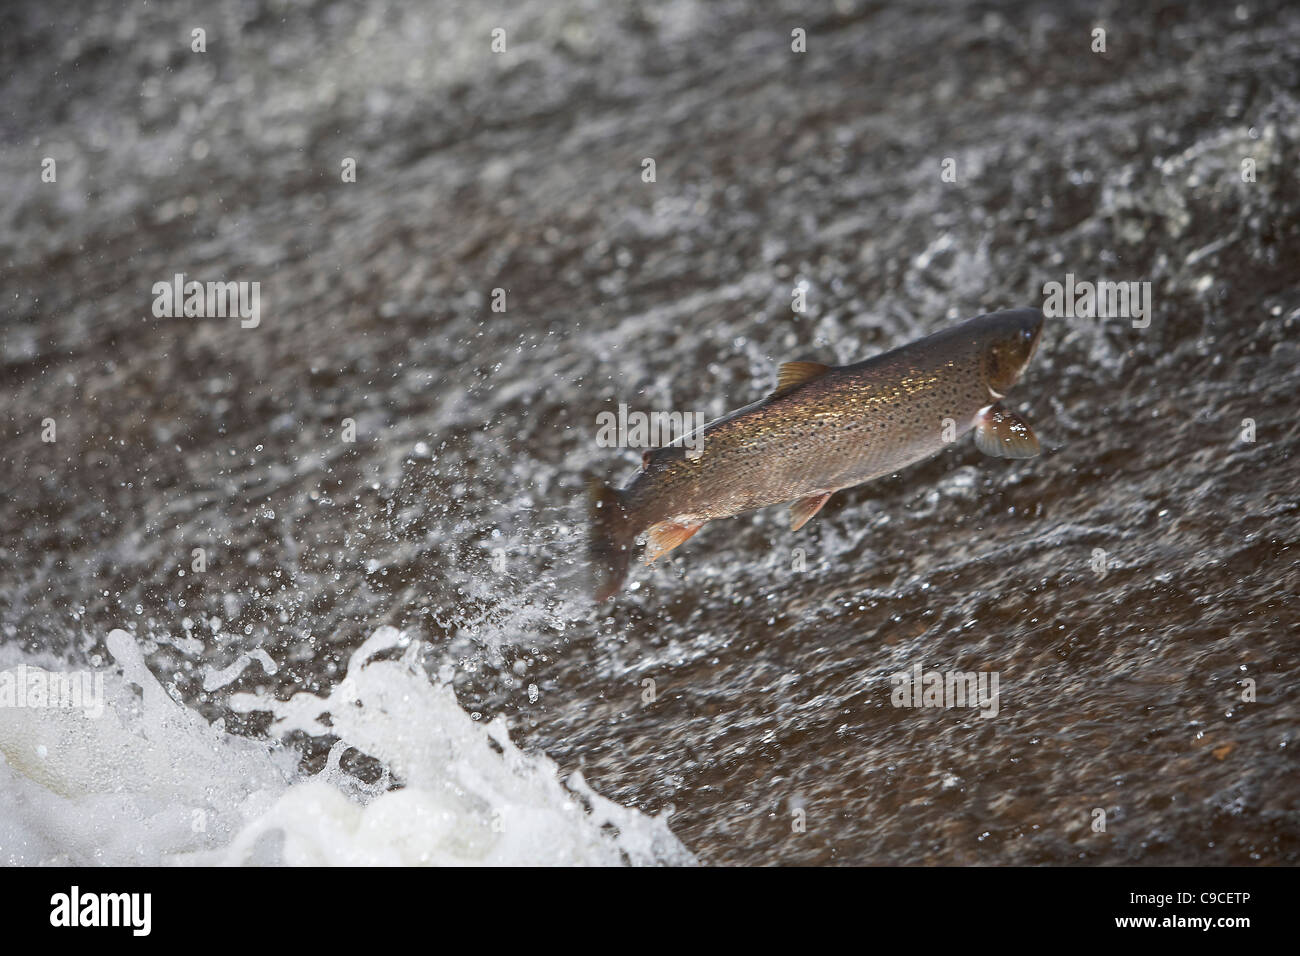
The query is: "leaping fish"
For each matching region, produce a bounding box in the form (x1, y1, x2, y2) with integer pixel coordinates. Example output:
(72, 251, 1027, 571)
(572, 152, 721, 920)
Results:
(588, 307, 1044, 601)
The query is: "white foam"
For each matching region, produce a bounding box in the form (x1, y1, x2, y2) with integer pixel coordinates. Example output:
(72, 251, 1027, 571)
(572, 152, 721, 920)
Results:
(0, 627, 694, 866)
(201, 648, 277, 691)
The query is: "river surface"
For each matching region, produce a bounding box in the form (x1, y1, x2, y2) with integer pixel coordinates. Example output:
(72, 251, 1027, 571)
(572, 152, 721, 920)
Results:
(0, 0, 1297, 864)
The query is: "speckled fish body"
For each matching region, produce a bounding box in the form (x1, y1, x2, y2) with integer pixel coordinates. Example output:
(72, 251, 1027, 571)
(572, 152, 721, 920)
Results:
(589, 308, 1044, 600)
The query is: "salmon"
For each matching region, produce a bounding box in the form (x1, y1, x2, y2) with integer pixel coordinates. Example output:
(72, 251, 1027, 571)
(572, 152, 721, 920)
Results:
(589, 308, 1044, 600)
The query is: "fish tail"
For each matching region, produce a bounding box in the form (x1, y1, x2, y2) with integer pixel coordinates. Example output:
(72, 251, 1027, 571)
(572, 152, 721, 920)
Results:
(587, 478, 636, 601)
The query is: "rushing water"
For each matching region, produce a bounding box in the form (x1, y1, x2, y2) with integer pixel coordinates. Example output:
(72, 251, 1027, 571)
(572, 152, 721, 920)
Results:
(0, 0, 1297, 865)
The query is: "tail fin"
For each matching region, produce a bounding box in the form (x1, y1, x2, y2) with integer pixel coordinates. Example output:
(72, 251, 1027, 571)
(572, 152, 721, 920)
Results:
(587, 478, 636, 602)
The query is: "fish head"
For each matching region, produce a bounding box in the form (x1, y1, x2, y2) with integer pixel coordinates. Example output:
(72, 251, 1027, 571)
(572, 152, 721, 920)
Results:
(978, 308, 1043, 399)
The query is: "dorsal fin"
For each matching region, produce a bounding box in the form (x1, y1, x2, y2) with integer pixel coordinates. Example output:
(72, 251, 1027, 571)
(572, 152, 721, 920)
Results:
(769, 360, 831, 400)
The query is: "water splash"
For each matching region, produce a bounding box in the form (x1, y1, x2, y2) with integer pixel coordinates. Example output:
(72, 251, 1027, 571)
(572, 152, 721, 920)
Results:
(0, 627, 694, 866)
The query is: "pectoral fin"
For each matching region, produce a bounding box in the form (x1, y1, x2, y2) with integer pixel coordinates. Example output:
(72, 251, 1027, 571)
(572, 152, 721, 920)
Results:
(644, 520, 704, 564)
(789, 492, 832, 531)
(974, 404, 1040, 459)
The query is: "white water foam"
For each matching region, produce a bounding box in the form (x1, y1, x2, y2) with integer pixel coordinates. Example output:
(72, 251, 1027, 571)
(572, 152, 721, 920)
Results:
(0, 627, 694, 866)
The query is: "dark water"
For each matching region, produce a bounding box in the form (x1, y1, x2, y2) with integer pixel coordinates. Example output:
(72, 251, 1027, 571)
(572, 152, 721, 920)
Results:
(1, 0, 1297, 864)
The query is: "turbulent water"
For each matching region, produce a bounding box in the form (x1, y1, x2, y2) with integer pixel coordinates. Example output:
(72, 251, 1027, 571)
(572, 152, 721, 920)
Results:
(1, 0, 1297, 865)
